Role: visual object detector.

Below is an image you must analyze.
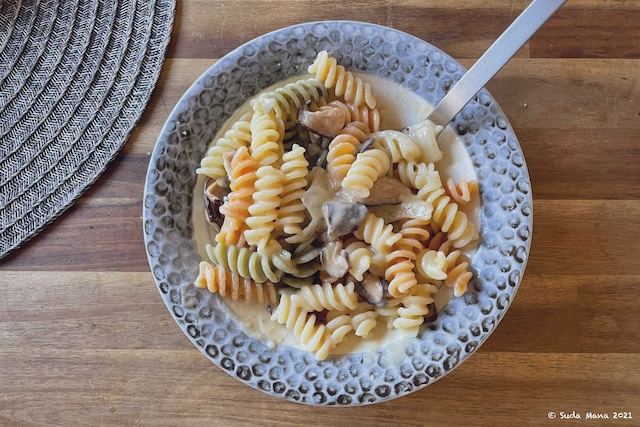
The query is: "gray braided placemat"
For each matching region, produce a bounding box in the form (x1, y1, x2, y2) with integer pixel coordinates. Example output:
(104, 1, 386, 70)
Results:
(0, 0, 175, 259)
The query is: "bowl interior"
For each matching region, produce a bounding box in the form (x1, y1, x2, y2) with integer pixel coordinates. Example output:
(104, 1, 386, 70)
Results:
(143, 20, 532, 406)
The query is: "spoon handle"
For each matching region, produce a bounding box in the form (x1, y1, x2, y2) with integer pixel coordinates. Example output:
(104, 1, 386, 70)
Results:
(427, 0, 567, 128)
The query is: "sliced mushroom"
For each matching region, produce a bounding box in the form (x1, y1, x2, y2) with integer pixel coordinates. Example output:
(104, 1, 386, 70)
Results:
(354, 273, 387, 307)
(357, 135, 375, 153)
(424, 303, 438, 323)
(362, 175, 413, 206)
(323, 201, 368, 240)
(297, 102, 346, 139)
(368, 200, 433, 223)
(319, 240, 349, 279)
(203, 177, 230, 227)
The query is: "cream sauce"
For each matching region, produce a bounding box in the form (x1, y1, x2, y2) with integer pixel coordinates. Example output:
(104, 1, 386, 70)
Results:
(192, 72, 480, 356)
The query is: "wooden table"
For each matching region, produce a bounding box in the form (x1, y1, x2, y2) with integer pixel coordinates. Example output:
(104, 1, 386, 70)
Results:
(2, 1, 639, 425)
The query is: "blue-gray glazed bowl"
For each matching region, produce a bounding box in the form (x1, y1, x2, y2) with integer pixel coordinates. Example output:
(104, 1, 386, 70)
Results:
(143, 20, 532, 406)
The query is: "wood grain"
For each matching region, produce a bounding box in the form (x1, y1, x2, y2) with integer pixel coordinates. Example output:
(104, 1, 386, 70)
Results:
(1, 0, 640, 425)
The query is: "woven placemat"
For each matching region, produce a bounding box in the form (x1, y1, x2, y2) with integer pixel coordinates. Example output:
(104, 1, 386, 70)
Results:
(0, 0, 175, 259)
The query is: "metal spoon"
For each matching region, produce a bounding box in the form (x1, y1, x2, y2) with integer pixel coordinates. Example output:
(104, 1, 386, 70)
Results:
(427, 0, 567, 131)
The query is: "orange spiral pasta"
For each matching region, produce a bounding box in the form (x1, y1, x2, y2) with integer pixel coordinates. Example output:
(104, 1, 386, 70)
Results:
(446, 177, 478, 205)
(217, 146, 258, 245)
(308, 50, 376, 108)
(346, 102, 381, 132)
(442, 249, 473, 297)
(194, 261, 278, 304)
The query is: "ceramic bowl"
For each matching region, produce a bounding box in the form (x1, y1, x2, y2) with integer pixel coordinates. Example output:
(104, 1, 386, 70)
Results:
(143, 20, 532, 406)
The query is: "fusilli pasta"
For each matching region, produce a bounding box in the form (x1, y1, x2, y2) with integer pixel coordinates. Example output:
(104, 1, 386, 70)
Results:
(276, 144, 309, 237)
(206, 242, 292, 284)
(393, 283, 436, 331)
(218, 146, 258, 245)
(251, 78, 328, 119)
(194, 51, 480, 360)
(342, 148, 391, 200)
(354, 213, 402, 256)
(196, 112, 252, 180)
(290, 281, 359, 312)
(308, 50, 376, 109)
(271, 292, 333, 360)
(244, 165, 285, 252)
(249, 111, 284, 167)
(194, 261, 278, 304)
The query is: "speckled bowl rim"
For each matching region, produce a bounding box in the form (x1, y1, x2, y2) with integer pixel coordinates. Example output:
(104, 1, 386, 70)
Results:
(143, 20, 533, 406)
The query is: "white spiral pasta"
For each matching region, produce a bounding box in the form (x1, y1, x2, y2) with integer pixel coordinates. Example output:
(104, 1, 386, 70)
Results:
(271, 292, 333, 360)
(354, 213, 402, 256)
(249, 110, 284, 167)
(196, 111, 252, 179)
(342, 148, 391, 200)
(393, 283, 436, 331)
(290, 281, 358, 312)
(344, 238, 374, 281)
(244, 165, 285, 252)
(325, 303, 379, 342)
(350, 303, 379, 338)
(308, 50, 376, 109)
(276, 144, 309, 237)
(415, 248, 448, 281)
(325, 313, 353, 345)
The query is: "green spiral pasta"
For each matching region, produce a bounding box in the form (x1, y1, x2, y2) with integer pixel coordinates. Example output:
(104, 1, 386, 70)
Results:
(251, 78, 328, 119)
(205, 242, 290, 284)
